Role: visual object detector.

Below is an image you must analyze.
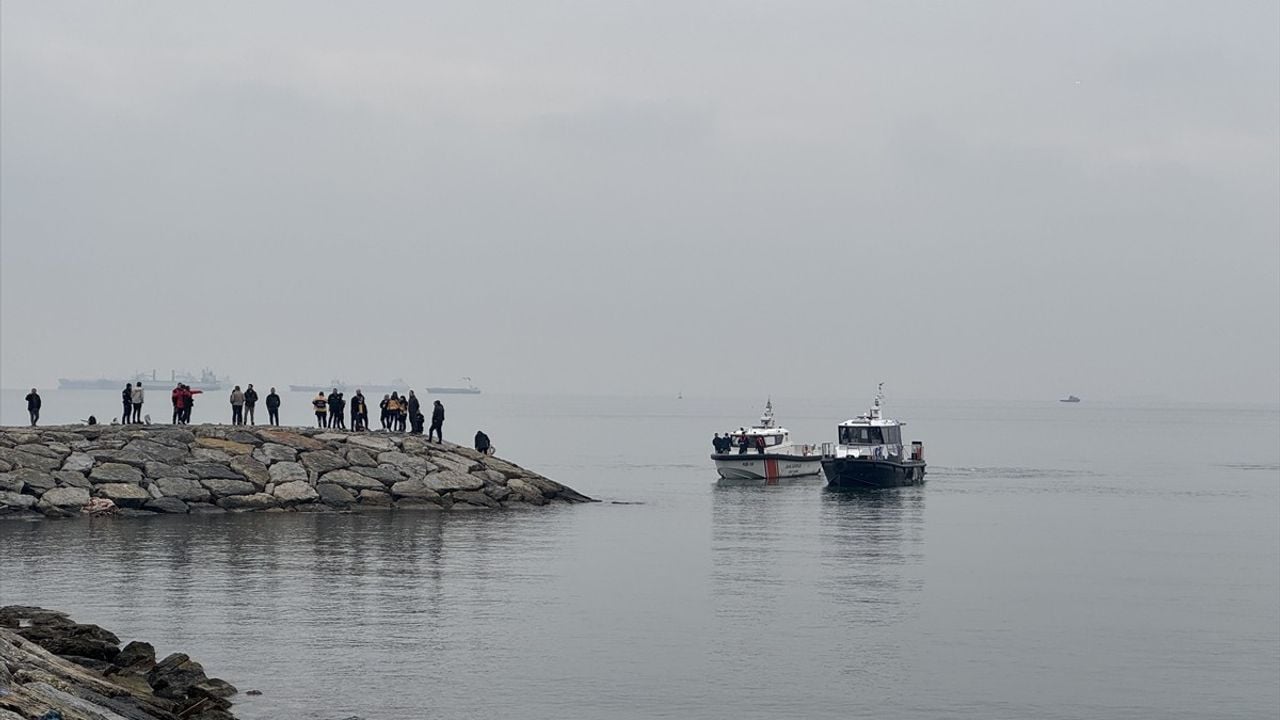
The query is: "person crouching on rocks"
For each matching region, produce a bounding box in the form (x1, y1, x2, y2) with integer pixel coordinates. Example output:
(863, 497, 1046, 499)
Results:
(313, 392, 328, 428)
(474, 430, 492, 455)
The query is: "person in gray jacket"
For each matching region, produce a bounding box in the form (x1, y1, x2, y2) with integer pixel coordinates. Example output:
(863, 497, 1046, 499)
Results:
(130, 383, 145, 424)
(229, 386, 246, 425)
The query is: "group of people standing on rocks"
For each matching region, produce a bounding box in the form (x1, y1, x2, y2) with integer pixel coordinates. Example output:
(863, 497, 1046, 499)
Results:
(306, 388, 445, 440)
(19, 385, 445, 442)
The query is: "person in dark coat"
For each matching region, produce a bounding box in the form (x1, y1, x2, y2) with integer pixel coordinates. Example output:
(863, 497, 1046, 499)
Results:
(755, 435, 767, 454)
(474, 430, 492, 455)
(121, 384, 134, 425)
(712, 433, 724, 454)
(350, 391, 366, 431)
(326, 390, 341, 429)
(380, 394, 391, 430)
(265, 388, 281, 426)
(428, 400, 445, 442)
(243, 384, 259, 425)
(25, 388, 41, 427)
(737, 430, 749, 454)
(407, 391, 422, 434)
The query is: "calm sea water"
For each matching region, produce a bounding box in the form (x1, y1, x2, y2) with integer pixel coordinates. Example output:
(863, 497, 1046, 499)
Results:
(1, 391, 1277, 719)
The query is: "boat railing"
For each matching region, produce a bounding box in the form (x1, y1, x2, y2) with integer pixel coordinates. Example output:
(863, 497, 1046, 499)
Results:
(820, 442, 836, 458)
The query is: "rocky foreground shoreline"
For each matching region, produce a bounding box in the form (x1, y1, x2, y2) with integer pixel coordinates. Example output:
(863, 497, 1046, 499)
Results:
(0, 606, 239, 719)
(0, 425, 590, 519)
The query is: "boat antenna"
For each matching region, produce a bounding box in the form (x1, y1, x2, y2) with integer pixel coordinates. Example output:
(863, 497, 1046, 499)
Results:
(870, 383, 884, 420)
(759, 398, 775, 428)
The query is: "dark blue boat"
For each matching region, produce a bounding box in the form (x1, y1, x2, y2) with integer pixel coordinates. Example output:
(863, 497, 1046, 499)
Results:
(820, 385, 926, 489)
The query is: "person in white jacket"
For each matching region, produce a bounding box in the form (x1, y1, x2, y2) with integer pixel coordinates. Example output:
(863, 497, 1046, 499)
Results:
(130, 383, 145, 424)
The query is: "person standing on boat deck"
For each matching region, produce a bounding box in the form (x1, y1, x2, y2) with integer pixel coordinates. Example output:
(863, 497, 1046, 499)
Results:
(407, 391, 422, 434)
(243, 384, 259, 425)
(229, 385, 246, 425)
(131, 383, 145, 423)
(265, 388, 281, 426)
(429, 400, 445, 442)
(737, 430, 749, 454)
(25, 389, 41, 427)
(120, 384, 133, 424)
(312, 392, 328, 428)
(712, 434, 722, 453)
(755, 435, 766, 454)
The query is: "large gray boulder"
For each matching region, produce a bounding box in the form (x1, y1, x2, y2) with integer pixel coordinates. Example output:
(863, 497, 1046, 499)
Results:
(452, 490, 500, 508)
(272, 481, 319, 504)
(315, 483, 356, 507)
(117, 439, 190, 465)
(389, 478, 441, 500)
(94, 483, 150, 508)
(37, 486, 91, 508)
(0, 468, 55, 494)
(217, 493, 279, 511)
(153, 477, 210, 502)
(229, 455, 271, 489)
(89, 463, 143, 485)
(62, 452, 95, 473)
(144, 461, 194, 479)
(299, 450, 348, 475)
(0, 448, 61, 472)
(0, 491, 38, 511)
(268, 461, 309, 485)
(320, 469, 386, 491)
(147, 653, 208, 700)
(423, 471, 485, 493)
(357, 489, 392, 505)
(344, 447, 377, 467)
(14, 443, 64, 459)
(200, 478, 256, 497)
(53, 470, 91, 489)
(144, 497, 189, 514)
(376, 451, 432, 479)
(506, 478, 548, 505)
(188, 462, 244, 480)
(253, 443, 298, 464)
(256, 429, 324, 450)
(347, 434, 395, 452)
(353, 465, 405, 486)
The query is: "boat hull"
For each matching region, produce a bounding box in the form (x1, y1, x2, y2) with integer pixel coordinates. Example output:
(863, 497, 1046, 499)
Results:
(821, 458, 926, 489)
(712, 454, 824, 482)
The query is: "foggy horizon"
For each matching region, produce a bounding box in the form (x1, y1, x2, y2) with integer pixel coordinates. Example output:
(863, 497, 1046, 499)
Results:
(3, 1, 1278, 405)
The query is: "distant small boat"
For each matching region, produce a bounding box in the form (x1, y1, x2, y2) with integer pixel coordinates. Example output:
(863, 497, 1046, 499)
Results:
(1060, 395, 1081, 403)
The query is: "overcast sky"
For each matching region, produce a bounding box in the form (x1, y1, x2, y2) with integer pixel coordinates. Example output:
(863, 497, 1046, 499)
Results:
(2, 1, 1277, 403)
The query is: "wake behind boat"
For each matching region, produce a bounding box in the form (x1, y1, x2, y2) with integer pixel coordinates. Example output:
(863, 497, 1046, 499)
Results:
(820, 385, 926, 489)
(711, 400, 823, 483)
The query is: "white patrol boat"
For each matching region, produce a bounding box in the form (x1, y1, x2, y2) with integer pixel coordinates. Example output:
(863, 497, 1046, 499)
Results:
(711, 400, 823, 483)
(820, 384, 926, 489)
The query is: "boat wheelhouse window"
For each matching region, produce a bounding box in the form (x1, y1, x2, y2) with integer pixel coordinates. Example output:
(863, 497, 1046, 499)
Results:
(840, 426, 884, 445)
(884, 426, 902, 445)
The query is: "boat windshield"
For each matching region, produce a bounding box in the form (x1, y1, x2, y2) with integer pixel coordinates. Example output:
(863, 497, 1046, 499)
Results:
(839, 426, 901, 445)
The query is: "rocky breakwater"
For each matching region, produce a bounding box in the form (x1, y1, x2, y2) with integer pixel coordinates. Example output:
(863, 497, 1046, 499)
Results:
(0, 425, 591, 519)
(0, 606, 239, 719)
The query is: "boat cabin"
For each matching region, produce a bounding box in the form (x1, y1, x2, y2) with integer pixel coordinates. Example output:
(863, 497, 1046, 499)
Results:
(826, 385, 922, 462)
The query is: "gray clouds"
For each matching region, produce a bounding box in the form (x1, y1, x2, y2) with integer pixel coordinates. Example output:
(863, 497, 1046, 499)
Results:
(2, 1, 1277, 402)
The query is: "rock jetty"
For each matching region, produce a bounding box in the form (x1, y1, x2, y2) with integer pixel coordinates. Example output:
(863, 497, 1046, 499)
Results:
(0, 606, 239, 719)
(0, 425, 590, 519)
